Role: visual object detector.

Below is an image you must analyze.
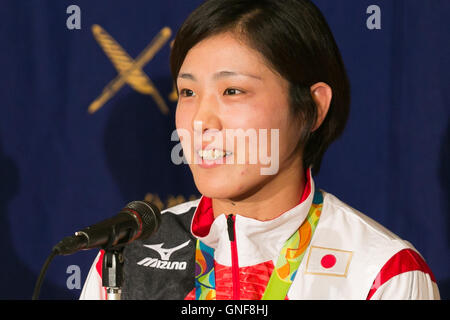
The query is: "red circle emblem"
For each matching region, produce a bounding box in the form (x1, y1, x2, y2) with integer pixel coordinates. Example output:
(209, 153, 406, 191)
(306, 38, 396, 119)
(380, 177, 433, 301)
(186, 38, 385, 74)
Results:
(321, 254, 337, 269)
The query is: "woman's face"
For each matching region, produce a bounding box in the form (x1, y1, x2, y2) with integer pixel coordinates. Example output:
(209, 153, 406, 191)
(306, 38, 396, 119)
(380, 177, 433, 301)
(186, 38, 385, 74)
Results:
(175, 32, 303, 200)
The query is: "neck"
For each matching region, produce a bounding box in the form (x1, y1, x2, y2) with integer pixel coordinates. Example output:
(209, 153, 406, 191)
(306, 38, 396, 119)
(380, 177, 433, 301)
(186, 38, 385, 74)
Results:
(212, 158, 306, 221)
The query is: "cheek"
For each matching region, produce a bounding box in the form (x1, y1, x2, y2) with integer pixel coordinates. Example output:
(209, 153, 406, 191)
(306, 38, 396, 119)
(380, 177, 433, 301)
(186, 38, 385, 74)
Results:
(175, 104, 187, 130)
(175, 105, 195, 158)
(255, 106, 299, 159)
(222, 103, 280, 131)
(175, 105, 195, 136)
(276, 118, 301, 157)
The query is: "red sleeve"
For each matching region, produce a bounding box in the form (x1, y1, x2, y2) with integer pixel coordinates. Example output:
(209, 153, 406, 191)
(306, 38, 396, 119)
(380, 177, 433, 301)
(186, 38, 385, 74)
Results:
(366, 248, 436, 300)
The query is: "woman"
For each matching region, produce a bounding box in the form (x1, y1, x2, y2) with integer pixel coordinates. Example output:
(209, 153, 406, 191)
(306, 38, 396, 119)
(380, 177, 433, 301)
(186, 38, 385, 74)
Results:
(81, 0, 440, 300)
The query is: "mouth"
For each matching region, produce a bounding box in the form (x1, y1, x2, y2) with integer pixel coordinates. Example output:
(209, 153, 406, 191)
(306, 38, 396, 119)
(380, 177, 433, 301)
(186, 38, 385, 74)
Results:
(197, 149, 233, 161)
(194, 148, 234, 168)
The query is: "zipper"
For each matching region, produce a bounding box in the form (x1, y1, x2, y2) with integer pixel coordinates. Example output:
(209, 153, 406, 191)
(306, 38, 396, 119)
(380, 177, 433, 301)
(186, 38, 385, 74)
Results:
(227, 214, 240, 300)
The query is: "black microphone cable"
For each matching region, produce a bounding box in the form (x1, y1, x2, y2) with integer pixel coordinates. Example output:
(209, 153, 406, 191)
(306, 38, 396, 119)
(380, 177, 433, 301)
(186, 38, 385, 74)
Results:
(32, 248, 58, 300)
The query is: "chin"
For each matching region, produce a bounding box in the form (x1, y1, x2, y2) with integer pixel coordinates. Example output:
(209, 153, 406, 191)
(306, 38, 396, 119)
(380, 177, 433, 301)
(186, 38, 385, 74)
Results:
(192, 166, 268, 201)
(194, 176, 237, 200)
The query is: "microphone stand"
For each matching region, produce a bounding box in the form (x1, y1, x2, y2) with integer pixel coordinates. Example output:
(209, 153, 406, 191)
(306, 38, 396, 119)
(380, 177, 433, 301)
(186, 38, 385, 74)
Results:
(102, 246, 125, 300)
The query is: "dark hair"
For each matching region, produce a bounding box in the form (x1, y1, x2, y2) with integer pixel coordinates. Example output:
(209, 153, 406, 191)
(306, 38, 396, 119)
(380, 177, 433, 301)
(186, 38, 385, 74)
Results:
(170, 0, 350, 175)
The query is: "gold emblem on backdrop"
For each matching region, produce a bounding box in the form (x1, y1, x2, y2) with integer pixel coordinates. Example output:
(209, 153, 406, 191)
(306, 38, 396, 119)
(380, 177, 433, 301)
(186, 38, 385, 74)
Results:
(88, 25, 177, 115)
(88, 24, 192, 208)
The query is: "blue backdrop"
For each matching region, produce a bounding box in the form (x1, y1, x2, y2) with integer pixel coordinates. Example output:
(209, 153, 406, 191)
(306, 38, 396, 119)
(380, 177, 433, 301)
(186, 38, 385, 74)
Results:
(0, 0, 448, 299)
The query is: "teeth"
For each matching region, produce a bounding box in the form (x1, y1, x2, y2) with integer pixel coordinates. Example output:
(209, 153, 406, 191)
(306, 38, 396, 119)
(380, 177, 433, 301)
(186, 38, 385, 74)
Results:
(198, 149, 232, 161)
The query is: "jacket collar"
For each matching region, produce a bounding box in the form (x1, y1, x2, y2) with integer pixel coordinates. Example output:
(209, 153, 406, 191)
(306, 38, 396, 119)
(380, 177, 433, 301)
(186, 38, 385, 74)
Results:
(190, 168, 315, 265)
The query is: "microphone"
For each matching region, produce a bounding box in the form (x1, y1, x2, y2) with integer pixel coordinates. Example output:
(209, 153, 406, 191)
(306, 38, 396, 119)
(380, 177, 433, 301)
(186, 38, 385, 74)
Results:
(52, 201, 161, 256)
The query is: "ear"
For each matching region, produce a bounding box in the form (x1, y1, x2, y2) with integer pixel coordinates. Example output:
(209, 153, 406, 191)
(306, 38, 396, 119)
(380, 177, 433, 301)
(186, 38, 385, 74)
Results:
(310, 82, 332, 132)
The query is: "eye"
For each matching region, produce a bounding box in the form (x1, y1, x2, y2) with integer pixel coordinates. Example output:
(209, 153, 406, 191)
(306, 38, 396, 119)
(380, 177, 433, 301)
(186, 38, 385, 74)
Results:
(179, 89, 196, 97)
(224, 88, 244, 96)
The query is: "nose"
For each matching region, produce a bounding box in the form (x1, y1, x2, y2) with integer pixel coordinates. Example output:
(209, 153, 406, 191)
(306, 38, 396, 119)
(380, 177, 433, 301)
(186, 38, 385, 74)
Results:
(191, 94, 222, 135)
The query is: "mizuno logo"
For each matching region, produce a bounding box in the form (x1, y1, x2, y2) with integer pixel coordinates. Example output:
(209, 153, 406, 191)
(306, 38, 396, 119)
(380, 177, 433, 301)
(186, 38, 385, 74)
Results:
(143, 241, 190, 261)
(137, 240, 190, 270)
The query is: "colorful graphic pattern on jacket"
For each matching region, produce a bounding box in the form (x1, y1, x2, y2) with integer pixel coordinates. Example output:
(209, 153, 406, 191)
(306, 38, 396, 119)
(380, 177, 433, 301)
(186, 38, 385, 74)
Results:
(194, 190, 323, 300)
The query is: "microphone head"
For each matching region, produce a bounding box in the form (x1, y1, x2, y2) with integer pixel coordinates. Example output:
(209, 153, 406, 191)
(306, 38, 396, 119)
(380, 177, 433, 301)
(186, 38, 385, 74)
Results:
(124, 201, 162, 240)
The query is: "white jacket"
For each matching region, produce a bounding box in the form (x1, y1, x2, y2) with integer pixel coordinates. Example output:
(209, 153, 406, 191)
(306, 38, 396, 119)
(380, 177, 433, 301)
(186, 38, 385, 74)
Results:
(80, 171, 440, 300)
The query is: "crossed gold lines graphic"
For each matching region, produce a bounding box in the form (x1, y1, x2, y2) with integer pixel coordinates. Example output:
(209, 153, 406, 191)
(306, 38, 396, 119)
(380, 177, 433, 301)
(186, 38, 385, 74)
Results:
(88, 25, 172, 115)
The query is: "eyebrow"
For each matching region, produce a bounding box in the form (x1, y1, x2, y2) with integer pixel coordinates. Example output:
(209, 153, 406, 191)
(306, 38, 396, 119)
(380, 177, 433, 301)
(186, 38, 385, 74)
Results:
(178, 71, 262, 81)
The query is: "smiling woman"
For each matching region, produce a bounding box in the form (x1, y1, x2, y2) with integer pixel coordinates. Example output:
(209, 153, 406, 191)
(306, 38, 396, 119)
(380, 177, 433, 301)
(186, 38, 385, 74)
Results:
(171, 0, 350, 178)
(175, 32, 304, 216)
(80, 0, 440, 300)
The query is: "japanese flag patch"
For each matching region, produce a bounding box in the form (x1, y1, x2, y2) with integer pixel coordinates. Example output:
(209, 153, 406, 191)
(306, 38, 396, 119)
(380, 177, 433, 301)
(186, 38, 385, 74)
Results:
(305, 246, 353, 277)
